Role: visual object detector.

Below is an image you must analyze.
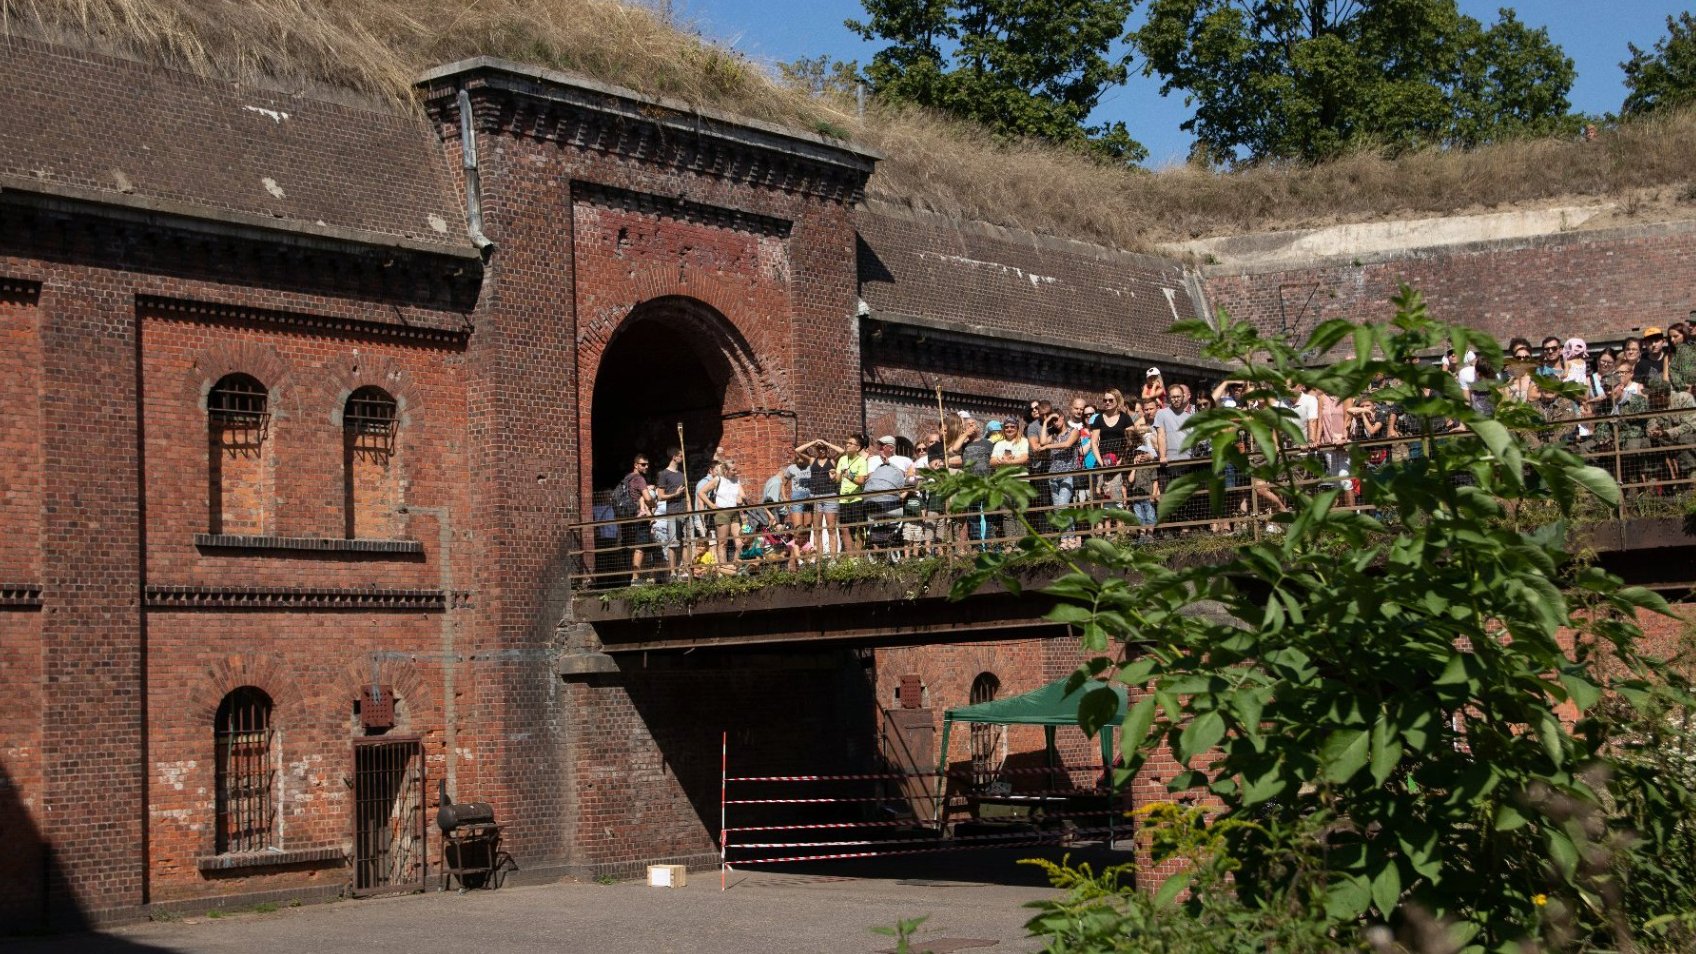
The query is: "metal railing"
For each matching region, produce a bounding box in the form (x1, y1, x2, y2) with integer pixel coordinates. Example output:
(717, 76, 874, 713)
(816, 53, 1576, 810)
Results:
(567, 407, 1696, 591)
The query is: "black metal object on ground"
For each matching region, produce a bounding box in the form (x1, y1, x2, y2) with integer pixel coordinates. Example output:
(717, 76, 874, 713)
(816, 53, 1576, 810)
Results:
(437, 779, 509, 891)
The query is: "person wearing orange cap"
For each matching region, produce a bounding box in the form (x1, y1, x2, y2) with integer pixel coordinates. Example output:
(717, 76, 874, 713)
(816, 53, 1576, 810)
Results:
(1638, 326, 1670, 383)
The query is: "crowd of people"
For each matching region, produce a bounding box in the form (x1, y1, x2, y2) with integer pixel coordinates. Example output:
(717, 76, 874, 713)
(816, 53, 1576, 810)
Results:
(599, 323, 1696, 586)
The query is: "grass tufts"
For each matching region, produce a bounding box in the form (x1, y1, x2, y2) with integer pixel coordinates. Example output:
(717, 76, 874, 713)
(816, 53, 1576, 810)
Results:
(5, 0, 1696, 249)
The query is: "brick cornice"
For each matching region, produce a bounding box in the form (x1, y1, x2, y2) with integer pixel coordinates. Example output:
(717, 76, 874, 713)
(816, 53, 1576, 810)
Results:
(420, 58, 877, 204)
(0, 277, 42, 304)
(0, 583, 44, 608)
(146, 585, 469, 611)
(139, 295, 470, 347)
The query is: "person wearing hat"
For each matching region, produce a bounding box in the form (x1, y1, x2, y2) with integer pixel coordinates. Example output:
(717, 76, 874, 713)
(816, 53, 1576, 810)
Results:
(1141, 367, 1167, 408)
(991, 417, 1030, 471)
(1638, 327, 1670, 384)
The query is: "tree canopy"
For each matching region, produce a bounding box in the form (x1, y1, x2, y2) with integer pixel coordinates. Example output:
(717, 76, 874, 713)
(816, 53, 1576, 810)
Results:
(1131, 0, 1578, 164)
(847, 0, 1147, 163)
(1622, 12, 1696, 117)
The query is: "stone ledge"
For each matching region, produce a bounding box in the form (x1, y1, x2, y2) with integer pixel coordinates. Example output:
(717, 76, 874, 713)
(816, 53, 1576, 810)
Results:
(194, 533, 425, 555)
(195, 847, 345, 873)
(557, 652, 620, 678)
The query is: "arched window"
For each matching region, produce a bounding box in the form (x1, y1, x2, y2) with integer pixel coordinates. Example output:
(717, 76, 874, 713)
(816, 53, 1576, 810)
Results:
(215, 687, 275, 854)
(969, 673, 1004, 790)
(207, 374, 270, 535)
(343, 386, 399, 539)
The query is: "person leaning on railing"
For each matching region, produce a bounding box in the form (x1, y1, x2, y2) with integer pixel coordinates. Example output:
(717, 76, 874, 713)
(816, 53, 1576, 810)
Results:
(1655, 375, 1696, 478)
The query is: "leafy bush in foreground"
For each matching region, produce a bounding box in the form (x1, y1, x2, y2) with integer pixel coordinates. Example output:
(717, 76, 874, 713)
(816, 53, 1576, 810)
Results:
(944, 289, 1696, 952)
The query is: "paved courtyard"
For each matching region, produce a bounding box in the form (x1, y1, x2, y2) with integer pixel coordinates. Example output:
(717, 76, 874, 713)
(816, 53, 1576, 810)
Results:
(5, 847, 1124, 954)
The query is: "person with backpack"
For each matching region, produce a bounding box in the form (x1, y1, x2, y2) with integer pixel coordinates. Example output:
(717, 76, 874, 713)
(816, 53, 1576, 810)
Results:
(611, 454, 655, 585)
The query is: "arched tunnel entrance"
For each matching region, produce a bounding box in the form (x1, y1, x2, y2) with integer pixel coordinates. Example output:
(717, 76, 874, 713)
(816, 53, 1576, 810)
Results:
(589, 296, 784, 498)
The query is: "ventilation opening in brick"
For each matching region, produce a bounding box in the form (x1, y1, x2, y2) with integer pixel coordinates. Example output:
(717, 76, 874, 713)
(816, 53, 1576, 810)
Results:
(207, 373, 270, 535)
(343, 385, 399, 539)
(591, 298, 740, 493)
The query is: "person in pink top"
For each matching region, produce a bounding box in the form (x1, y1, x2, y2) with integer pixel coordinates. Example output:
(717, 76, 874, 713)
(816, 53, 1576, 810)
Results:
(1315, 389, 1356, 508)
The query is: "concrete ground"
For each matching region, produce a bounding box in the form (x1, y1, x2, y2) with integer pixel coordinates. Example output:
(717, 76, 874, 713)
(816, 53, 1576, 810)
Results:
(5, 845, 1134, 954)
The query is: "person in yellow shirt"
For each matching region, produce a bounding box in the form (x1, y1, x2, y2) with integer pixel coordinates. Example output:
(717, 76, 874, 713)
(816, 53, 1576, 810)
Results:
(833, 433, 872, 555)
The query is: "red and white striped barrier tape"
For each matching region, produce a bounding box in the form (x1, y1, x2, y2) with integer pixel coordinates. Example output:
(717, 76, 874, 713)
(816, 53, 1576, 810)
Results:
(725, 765, 1106, 784)
(728, 829, 1121, 867)
(729, 826, 1117, 851)
(725, 809, 1124, 835)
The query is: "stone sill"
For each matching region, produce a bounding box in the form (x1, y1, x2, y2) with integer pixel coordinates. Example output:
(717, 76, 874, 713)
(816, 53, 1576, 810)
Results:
(194, 534, 424, 555)
(196, 847, 344, 872)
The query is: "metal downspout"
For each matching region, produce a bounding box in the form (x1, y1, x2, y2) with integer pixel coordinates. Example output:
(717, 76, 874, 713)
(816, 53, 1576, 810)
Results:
(458, 89, 494, 253)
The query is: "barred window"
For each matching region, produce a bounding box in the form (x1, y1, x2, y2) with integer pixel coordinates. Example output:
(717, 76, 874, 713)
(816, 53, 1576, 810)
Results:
(969, 673, 1004, 790)
(215, 687, 275, 854)
(209, 374, 269, 431)
(344, 386, 397, 455)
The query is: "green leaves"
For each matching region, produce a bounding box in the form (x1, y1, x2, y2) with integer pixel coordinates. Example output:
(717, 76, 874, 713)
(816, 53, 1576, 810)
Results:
(1132, 0, 1577, 162)
(1320, 727, 1370, 784)
(944, 292, 1689, 950)
(1179, 710, 1226, 763)
(851, 0, 1148, 162)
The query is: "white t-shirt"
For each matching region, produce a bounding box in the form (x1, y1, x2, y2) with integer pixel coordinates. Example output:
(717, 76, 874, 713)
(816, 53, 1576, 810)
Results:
(992, 437, 1030, 465)
(1294, 392, 1319, 423)
(1457, 364, 1477, 393)
(713, 476, 743, 509)
(887, 454, 914, 478)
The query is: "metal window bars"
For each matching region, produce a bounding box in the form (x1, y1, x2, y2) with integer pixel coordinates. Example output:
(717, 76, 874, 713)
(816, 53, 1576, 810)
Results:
(215, 687, 275, 855)
(566, 405, 1696, 591)
(209, 374, 270, 451)
(345, 386, 398, 456)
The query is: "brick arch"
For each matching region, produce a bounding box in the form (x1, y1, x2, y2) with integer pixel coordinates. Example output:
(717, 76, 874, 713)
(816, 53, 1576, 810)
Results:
(187, 341, 300, 421)
(187, 653, 305, 725)
(582, 291, 791, 498)
(334, 655, 434, 730)
(322, 355, 428, 432)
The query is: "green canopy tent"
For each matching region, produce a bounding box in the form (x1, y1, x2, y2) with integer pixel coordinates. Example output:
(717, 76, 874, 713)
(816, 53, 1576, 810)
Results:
(934, 676, 1127, 825)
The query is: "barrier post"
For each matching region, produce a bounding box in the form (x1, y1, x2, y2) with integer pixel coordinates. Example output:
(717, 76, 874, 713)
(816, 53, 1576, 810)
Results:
(720, 730, 728, 891)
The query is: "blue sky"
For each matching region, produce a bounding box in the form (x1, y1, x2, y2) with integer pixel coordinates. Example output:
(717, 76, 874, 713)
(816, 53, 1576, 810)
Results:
(673, 1, 1687, 165)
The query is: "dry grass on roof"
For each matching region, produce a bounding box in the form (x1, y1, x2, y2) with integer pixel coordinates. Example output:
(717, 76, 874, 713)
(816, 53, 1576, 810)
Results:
(6, 0, 1696, 251)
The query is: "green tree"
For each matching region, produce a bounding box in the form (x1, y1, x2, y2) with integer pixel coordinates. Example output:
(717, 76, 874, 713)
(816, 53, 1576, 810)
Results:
(1622, 13, 1696, 116)
(777, 55, 864, 98)
(941, 290, 1696, 950)
(848, 0, 1148, 163)
(1132, 1, 1577, 163)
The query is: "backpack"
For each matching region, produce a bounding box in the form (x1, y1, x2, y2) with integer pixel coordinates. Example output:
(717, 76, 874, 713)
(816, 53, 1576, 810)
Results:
(611, 473, 640, 518)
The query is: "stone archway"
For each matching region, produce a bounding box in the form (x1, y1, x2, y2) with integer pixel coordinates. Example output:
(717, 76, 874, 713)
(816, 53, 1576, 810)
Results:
(588, 296, 786, 496)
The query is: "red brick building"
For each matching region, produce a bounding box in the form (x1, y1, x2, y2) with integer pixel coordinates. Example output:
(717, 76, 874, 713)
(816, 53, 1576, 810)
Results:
(3, 35, 1695, 930)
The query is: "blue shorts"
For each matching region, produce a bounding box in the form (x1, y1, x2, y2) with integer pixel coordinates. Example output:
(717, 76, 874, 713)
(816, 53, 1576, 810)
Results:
(814, 497, 840, 515)
(789, 486, 812, 513)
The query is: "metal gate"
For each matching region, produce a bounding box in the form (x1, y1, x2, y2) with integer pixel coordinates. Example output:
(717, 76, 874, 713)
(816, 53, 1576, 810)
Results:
(351, 737, 426, 895)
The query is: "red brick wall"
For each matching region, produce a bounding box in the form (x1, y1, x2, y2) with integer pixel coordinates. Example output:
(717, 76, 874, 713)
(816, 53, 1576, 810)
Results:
(449, 80, 868, 869)
(1201, 221, 1696, 348)
(139, 310, 466, 589)
(0, 286, 41, 582)
(144, 611, 455, 902)
(570, 200, 796, 493)
(0, 200, 474, 920)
